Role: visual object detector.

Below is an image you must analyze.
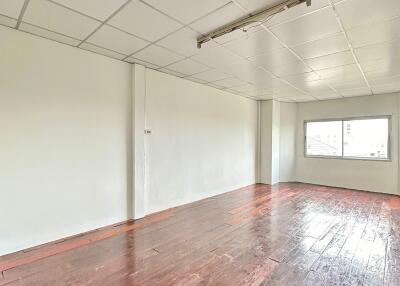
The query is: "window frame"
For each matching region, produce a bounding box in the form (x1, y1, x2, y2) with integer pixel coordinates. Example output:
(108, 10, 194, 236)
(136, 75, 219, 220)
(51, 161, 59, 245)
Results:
(304, 115, 392, 161)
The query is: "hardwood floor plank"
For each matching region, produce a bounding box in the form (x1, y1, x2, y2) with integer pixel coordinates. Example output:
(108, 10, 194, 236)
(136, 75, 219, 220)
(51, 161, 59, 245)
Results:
(1, 183, 399, 285)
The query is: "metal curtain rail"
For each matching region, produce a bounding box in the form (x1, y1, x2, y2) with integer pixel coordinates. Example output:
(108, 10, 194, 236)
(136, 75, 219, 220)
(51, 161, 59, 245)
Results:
(197, 0, 311, 48)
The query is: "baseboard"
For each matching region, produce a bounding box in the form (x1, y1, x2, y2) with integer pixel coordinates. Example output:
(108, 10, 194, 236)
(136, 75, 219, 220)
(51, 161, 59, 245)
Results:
(292, 180, 399, 196)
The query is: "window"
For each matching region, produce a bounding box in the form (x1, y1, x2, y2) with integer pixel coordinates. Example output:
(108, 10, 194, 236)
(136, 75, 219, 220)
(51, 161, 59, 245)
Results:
(305, 117, 390, 160)
(306, 121, 342, 157)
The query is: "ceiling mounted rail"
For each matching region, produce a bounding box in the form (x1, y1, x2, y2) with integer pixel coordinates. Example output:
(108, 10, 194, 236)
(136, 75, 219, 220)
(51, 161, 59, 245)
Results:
(197, 0, 311, 48)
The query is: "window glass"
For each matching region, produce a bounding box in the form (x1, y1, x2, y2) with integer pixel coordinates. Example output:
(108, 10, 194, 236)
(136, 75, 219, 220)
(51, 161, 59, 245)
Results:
(306, 121, 342, 157)
(343, 118, 389, 159)
(305, 117, 390, 160)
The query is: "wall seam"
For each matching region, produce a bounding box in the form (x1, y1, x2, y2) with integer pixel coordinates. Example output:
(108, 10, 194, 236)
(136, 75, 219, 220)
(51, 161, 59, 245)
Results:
(293, 102, 299, 182)
(127, 64, 134, 219)
(257, 100, 261, 183)
(397, 95, 400, 195)
(143, 67, 148, 217)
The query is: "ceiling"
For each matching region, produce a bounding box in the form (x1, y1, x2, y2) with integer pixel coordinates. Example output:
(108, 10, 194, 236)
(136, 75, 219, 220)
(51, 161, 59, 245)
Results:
(0, 0, 399, 102)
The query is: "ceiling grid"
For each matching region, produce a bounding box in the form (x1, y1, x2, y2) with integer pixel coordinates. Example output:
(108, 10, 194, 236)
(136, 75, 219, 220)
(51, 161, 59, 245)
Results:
(0, 0, 399, 101)
(327, 0, 374, 95)
(15, 0, 30, 29)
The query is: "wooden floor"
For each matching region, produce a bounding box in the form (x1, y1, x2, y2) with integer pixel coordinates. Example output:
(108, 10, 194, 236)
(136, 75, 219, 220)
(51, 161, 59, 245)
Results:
(1, 183, 400, 286)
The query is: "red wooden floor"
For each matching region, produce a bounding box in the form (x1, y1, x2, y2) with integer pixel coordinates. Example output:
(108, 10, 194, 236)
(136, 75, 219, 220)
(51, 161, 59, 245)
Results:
(1, 183, 400, 285)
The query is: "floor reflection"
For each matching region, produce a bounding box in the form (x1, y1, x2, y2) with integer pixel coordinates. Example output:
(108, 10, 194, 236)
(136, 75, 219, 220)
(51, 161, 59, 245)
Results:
(2, 183, 400, 285)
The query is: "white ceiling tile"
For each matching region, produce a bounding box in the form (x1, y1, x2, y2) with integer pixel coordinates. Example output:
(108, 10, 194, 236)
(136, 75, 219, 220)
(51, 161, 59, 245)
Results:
(266, 0, 330, 27)
(80, 42, 126, 60)
(365, 64, 400, 81)
(218, 59, 275, 82)
(283, 72, 321, 84)
(158, 68, 186, 78)
(347, 17, 400, 48)
(270, 7, 340, 46)
(360, 59, 383, 72)
(249, 48, 300, 70)
(275, 93, 292, 98)
(207, 82, 226, 89)
(275, 97, 295, 102)
(252, 78, 282, 92)
(360, 57, 400, 73)
(291, 32, 348, 59)
(218, 59, 257, 73)
(287, 95, 317, 102)
(269, 94, 291, 99)
(191, 69, 231, 82)
(267, 61, 311, 77)
(369, 75, 400, 87)
(305, 50, 355, 70)
(297, 79, 334, 94)
(0, 14, 17, 28)
(87, 25, 149, 55)
(202, 39, 221, 48)
(270, 81, 302, 93)
(224, 88, 245, 96)
(51, 0, 128, 21)
(242, 70, 277, 86)
(211, 77, 248, 88)
(224, 29, 283, 58)
(341, 87, 371, 97)
(256, 94, 276, 100)
(264, 76, 286, 88)
(212, 28, 250, 44)
(191, 45, 243, 69)
(23, 0, 100, 40)
(125, 57, 160, 69)
(317, 64, 364, 82)
(355, 39, 400, 62)
(190, 2, 246, 34)
(165, 58, 210, 76)
(185, 77, 208, 84)
(19, 22, 81, 46)
(335, 0, 400, 30)
(0, 0, 25, 18)
(109, 0, 181, 42)
(235, 0, 279, 14)
(230, 83, 257, 93)
(372, 83, 400, 95)
(142, 0, 230, 24)
(3, 0, 396, 102)
(157, 27, 201, 57)
(132, 45, 184, 67)
(244, 72, 277, 87)
(245, 89, 274, 97)
(288, 78, 323, 92)
(329, 79, 367, 91)
(314, 93, 342, 100)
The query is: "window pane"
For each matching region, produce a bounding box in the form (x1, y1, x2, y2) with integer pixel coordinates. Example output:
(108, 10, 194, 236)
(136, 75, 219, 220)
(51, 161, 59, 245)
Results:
(343, 118, 389, 159)
(306, 121, 342, 156)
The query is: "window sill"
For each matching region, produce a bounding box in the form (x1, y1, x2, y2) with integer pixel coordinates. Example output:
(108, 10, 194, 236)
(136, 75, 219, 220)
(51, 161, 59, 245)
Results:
(304, 155, 391, 162)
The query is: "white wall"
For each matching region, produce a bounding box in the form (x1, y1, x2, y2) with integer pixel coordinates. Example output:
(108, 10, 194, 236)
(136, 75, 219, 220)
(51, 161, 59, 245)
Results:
(271, 101, 280, 184)
(259, 100, 297, 184)
(259, 101, 274, 184)
(0, 27, 132, 255)
(4, 21, 398, 257)
(259, 95, 399, 194)
(0, 26, 259, 255)
(142, 69, 258, 214)
(132, 65, 146, 219)
(279, 102, 297, 182)
(295, 94, 399, 195)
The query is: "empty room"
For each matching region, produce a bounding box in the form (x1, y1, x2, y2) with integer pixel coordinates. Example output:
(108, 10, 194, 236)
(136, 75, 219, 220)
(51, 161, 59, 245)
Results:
(1, 0, 400, 285)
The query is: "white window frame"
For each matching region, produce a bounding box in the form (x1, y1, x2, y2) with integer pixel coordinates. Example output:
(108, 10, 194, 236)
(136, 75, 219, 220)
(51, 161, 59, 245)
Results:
(304, 115, 391, 161)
